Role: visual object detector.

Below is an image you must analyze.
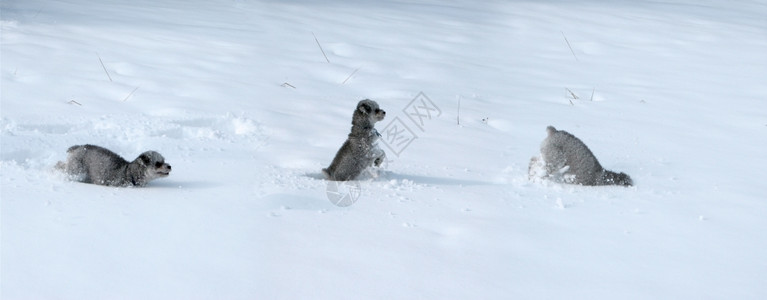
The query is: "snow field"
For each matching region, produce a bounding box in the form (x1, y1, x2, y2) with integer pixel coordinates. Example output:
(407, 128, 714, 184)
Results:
(2, 0, 766, 299)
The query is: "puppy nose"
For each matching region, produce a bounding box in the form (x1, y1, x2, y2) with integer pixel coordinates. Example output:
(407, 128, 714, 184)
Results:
(381, 110, 386, 115)
(167, 165, 172, 170)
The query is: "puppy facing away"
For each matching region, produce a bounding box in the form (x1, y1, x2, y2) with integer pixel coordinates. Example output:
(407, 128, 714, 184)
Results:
(323, 99, 387, 181)
(529, 126, 632, 186)
(56, 144, 171, 187)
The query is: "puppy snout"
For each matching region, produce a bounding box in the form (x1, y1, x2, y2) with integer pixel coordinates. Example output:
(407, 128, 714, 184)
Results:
(167, 164, 171, 170)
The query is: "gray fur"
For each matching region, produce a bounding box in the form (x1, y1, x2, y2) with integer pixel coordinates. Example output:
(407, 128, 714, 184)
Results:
(531, 126, 632, 186)
(56, 144, 171, 187)
(323, 99, 387, 181)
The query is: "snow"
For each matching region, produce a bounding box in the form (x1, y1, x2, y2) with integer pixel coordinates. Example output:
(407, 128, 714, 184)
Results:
(2, 0, 766, 298)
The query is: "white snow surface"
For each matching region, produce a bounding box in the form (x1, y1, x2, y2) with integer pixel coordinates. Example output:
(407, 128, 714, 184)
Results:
(2, 0, 766, 299)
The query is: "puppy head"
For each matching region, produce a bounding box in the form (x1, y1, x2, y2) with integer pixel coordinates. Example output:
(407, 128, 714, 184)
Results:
(604, 171, 633, 187)
(138, 151, 171, 178)
(614, 172, 633, 187)
(356, 99, 386, 124)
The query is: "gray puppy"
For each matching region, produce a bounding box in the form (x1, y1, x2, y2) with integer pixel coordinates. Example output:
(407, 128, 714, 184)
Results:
(323, 99, 386, 181)
(530, 126, 632, 186)
(56, 144, 171, 187)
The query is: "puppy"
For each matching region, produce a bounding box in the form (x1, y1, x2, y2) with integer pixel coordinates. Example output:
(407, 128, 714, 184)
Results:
(323, 99, 386, 181)
(56, 144, 171, 187)
(530, 126, 632, 186)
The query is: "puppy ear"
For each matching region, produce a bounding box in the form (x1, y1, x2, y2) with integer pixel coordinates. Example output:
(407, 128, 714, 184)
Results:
(137, 153, 152, 166)
(358, 103, 372, 114)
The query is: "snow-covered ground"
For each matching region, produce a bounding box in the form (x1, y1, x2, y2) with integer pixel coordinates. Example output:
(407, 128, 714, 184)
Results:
(2, 0, 766, 298)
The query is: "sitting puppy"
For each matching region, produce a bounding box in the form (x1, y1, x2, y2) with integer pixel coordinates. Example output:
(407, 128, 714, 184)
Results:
(323, 99, 387, 181)
(56, 144, 171, 187)
(530, 126, 632, 186)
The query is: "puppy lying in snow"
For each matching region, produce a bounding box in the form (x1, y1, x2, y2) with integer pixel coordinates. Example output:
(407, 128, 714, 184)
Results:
(323, 99, 387, 181)
(56, 144, 171, 187)
(529, 126, 632, 186)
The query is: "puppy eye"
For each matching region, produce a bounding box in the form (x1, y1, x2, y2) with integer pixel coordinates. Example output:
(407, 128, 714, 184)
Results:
(155, 162, 163, 167)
